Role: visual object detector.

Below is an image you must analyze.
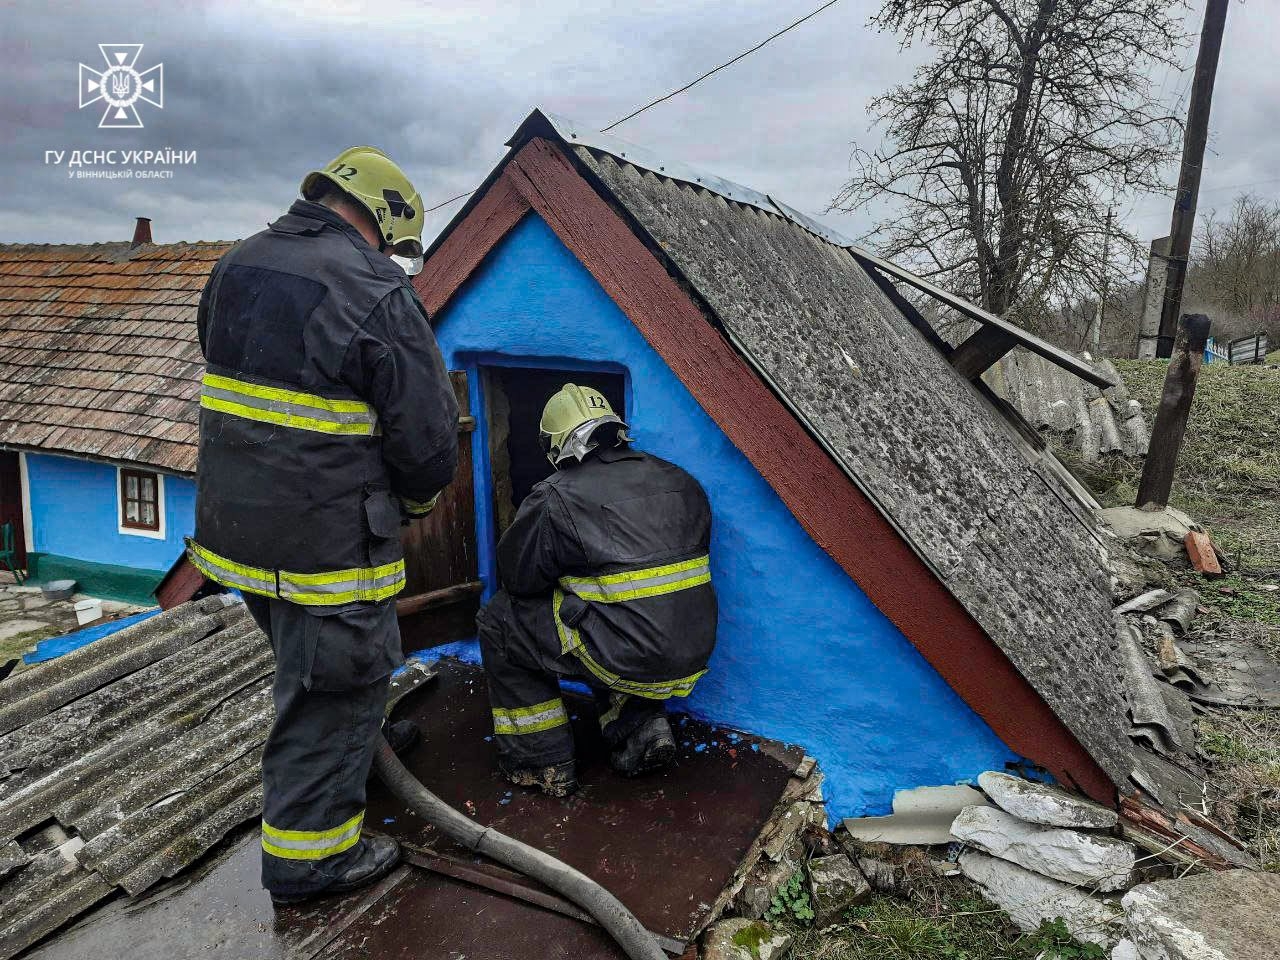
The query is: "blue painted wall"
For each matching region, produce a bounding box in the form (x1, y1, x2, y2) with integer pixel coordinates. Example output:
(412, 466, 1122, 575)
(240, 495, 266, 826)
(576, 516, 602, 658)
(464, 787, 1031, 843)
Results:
(26, 453, 195, 571)
(433, 214, 1020, 819)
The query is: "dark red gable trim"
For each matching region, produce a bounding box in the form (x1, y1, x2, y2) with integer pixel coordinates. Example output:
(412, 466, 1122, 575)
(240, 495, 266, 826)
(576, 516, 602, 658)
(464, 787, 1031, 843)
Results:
(416, 138, 1116, 804)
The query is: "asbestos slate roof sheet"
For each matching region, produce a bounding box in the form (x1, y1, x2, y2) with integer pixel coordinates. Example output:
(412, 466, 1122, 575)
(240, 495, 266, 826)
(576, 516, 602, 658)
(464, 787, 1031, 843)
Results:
(0, 241, 232, 474)
(0, 595, 269, 959)
(571, 146, 1134, 789)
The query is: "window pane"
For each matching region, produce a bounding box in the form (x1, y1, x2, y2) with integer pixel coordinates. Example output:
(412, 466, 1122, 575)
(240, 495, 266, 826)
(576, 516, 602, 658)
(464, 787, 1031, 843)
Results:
(126, 475, 138, 498)
(126, 501, 139, 523)
(142, 502, 156, 527)
(142, 477, 155, 501)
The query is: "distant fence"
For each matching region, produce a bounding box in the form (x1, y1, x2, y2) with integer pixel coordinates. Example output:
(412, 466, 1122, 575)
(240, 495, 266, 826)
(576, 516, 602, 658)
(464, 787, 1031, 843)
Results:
(1205, 333, 1269, 365)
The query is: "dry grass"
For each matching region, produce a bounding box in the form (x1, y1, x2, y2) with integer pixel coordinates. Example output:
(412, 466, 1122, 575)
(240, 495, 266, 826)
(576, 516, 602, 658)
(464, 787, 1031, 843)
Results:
(1056, 359, 1280, 873)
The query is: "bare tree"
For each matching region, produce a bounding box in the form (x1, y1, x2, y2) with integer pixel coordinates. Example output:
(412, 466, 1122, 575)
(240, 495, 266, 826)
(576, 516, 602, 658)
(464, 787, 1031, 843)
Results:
(833, 0, 1186, 325)
(1188, 193, 1280, 339)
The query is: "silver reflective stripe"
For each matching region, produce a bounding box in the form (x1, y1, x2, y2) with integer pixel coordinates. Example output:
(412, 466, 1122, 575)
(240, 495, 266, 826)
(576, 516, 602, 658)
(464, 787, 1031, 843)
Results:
(200, 383, 379, 429)
(278, 568, 406, 598)
(266, 819, 362, 852)
(576, 561, 711, 600)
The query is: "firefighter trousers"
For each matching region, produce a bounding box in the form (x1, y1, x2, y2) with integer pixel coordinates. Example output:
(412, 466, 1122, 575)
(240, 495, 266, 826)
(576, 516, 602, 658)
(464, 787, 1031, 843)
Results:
(243, 594, 402, 898)
(476, 589, 667, 770)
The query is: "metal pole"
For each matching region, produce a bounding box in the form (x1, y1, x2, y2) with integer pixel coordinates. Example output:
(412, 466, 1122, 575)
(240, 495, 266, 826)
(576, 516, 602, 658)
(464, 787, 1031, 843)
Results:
(1136, 313, 1212, 509)
(1155, 0, 1229, 359)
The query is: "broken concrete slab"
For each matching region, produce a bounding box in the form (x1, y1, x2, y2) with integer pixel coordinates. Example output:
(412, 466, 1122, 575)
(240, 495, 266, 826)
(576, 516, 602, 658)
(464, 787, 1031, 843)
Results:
(701, 918, 792, 960)
(1122, 869, 1280, 960)
(1100, 506, 1200, 563)
(959, 850, 1122, 949)
(951, 805, 1135, 891)
(735, 850, 802, 920)
(978, 771, 1119, 830)
(844, 784, 989, 845)
(0, 619, 49, 643)
(807, 854, 871, 925)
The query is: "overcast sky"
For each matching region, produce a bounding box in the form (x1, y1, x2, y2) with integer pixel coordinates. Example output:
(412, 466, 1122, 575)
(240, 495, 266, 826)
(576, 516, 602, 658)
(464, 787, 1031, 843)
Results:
(2, 0, 1277, 263)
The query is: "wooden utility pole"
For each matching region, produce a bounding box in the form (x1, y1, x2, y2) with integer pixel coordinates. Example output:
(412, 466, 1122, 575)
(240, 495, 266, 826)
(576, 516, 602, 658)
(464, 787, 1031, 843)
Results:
(1137, 313, 1212, 509)
(1155, 0, 1229, 358)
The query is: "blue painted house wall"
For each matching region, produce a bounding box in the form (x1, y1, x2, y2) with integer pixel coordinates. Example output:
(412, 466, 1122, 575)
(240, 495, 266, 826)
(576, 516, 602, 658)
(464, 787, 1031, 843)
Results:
(433, 213, 1020, 819)
(25, 452, 194, 602)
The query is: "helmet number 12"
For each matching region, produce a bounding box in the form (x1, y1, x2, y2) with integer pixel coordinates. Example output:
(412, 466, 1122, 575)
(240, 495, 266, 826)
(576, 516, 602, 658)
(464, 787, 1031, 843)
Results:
(330, 163, 358, 181)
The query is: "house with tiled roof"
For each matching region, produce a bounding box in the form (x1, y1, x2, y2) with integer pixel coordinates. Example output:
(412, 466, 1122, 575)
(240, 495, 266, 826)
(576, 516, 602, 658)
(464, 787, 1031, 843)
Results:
(0, 220, 232, 602)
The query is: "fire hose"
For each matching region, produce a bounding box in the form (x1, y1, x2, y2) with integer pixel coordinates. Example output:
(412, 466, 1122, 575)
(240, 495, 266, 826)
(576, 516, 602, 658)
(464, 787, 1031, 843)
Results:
(373, 735, 666, 960)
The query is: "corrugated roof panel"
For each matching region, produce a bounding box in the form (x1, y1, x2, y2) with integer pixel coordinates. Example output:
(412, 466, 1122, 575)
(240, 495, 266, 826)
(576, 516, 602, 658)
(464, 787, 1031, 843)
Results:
(575, 147, 1134, 787)
(0, 596, 272, 960)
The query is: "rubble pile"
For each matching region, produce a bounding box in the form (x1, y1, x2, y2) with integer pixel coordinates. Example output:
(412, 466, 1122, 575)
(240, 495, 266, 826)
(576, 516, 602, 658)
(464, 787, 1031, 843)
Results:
(952, 772, 1131, 950)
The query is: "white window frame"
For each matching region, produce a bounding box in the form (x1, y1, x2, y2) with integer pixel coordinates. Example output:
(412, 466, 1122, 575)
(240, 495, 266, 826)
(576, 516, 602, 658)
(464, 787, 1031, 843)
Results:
(116, 466, 166, 540)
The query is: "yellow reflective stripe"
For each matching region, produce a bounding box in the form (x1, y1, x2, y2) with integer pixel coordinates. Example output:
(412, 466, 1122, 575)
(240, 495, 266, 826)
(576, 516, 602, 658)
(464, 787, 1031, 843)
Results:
(200, 372, 379, 436)
(559, 555, 711, 603)
(201, 395, 378, 436)
(599, 693, 628, 730)
(261, 811, 364, 861)
(402, 494, 439, 517)
(492, 698, 569, 736)
(203, 371, 372, 413)
(551, 589, 705, 700)
(563, 555, 708, 588)
(185, 539, 407, 605)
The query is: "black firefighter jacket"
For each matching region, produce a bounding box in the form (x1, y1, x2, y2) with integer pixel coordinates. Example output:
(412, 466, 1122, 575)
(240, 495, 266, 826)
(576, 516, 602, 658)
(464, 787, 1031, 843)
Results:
(497, 445, 718, 692)
(189, 199, 459, 607)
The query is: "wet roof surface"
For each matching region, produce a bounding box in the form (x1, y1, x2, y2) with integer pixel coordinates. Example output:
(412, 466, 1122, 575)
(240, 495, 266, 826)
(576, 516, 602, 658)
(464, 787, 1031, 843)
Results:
(4, 614, 802, 959)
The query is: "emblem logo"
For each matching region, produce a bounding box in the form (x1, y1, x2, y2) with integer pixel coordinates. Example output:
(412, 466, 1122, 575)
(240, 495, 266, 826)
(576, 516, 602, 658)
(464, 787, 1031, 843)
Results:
(79, 44, 163, 129)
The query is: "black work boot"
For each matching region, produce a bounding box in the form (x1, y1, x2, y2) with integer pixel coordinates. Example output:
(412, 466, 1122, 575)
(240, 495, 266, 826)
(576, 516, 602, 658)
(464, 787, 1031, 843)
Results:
(270, 835, 401, 906)
(498, 759, 578, 798)
(610, 716, 676, 777)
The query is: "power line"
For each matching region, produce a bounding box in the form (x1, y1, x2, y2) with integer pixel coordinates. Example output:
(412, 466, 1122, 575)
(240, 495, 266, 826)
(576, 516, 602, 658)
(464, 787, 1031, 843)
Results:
(425, 190, 477, 214)
(601, 0, 844, 133)
(423, 0, 845, 215)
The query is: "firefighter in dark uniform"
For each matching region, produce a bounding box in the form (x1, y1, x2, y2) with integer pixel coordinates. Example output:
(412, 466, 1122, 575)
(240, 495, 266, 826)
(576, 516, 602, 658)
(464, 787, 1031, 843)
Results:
(190, 146, 458, 904)
(476, 384, 717, 796)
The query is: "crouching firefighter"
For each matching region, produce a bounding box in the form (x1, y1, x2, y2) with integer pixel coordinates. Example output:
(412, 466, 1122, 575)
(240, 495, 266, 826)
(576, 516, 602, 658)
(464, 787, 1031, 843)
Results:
(189, 147, 459, 904)
(476, 384, 717, 796)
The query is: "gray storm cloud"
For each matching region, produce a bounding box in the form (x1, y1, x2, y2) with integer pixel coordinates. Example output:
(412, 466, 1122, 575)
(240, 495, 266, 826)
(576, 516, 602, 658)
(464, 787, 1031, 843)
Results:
(1, 0, 1276, 250)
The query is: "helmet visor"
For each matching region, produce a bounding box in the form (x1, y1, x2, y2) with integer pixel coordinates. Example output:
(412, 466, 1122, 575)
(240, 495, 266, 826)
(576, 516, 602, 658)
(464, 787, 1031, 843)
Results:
(389, 238, 424, 276)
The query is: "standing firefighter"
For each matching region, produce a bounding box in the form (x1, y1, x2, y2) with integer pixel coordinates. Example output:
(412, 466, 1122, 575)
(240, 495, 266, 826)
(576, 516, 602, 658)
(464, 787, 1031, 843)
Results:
(477, 384, 717, 796)
(190, 147, 459, 904)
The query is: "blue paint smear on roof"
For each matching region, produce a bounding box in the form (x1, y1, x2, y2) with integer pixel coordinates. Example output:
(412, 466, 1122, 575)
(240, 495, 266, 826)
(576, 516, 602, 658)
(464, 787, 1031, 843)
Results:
(23, 608, 162, 664)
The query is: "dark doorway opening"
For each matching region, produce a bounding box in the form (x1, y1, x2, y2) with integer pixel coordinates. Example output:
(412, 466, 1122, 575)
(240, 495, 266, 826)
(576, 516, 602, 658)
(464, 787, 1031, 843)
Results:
(483, 367, 626, 539)
(0, 452, 25, 571)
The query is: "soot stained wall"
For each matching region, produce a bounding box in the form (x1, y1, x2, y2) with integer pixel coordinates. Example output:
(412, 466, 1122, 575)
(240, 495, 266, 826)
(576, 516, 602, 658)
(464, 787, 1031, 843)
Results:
(432, 213, 1019, 817)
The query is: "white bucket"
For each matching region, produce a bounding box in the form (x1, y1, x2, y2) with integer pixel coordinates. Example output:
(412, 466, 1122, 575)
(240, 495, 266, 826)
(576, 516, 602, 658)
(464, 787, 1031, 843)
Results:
(74, 598, 103, 626)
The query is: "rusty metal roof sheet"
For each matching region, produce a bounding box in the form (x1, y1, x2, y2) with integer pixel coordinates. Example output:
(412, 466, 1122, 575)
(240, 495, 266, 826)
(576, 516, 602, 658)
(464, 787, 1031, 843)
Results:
(567, 145, 1135, 790)
(0, 241, 232, 474)
(0, 595, 267, 959)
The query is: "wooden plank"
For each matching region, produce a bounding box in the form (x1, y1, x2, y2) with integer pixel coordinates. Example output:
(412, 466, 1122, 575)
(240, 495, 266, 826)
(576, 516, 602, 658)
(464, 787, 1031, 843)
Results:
(395, 581, 483, 617)
(397, 370, 480, 649)
(850, 250, 1113, 389)
(949, 325, 1022, 380)
(1136, 314, 1212, 509)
